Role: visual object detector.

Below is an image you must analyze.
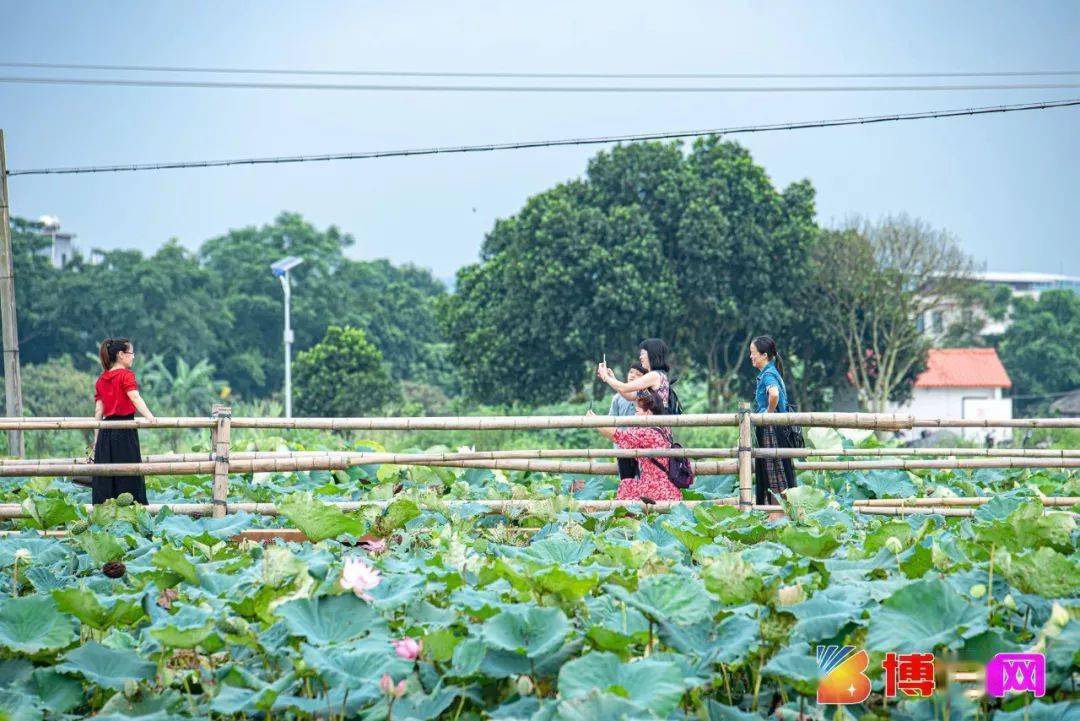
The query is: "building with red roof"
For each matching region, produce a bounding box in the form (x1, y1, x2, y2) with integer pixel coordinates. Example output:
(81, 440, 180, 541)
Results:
(893, 348, 1014, 442)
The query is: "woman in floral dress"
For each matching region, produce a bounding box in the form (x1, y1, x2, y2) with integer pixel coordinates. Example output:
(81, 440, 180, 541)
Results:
(588, 389, 681, 502)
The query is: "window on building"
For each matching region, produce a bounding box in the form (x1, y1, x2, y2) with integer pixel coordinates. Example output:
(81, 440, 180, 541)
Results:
(932, 311, 943, 333)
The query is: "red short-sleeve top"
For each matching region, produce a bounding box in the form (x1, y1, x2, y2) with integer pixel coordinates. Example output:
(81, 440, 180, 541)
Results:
(95, 368, 139, 417)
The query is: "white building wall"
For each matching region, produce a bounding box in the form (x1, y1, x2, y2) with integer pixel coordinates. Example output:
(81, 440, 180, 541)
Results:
(890, 387, 1012, 442)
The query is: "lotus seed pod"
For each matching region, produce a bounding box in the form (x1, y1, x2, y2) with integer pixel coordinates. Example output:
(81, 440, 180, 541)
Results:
(515, 675, 535, 696)
(116, 492, 134, 507)
(69, 520, 89, 535)
(969, 584, 987, 599)
(884, 537, 903, 554)
(102, 561, 126, 579)
(13, 548, 31, 563)
(1002, 594, 1017, 611)
(564, 523, 586, 541)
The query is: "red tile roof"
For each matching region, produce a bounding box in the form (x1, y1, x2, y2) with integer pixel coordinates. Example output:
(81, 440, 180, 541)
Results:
(915, 348, 1012, 389)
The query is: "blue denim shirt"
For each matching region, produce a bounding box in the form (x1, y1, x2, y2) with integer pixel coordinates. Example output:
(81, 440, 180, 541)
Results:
(754, 362, 788, 413)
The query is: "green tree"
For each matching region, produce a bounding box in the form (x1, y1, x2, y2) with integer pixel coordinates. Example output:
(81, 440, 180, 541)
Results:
(294, 326, 400, 416)
(998, 290, 1080, 412)
(940, 282, 1013, 347)
(0, 356, 96, 456)
(444, 138, 823, 408)
(139, 356, 228, 416)
(811, 216, 973, 412)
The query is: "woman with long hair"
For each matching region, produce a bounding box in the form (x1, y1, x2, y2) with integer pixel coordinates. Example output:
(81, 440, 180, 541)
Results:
(749, 335, 797, 506)
(92, 338, 155, 504)
(597, 338, 672, 410)
(588, 389, 681, 502)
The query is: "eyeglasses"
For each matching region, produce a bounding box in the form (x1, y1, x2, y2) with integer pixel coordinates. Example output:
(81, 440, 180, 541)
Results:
(121, 350, 135, 356)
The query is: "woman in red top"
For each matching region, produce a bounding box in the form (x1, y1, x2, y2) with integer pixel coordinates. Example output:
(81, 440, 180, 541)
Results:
(93, 338, 155, 504)
(588, 390, 681, 502)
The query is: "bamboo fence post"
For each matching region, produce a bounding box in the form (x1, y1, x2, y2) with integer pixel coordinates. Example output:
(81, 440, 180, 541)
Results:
(210, 404, 232, 519)
(738, 402, 753, 510)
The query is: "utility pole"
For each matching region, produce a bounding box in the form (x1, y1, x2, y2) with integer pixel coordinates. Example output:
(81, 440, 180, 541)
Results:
(0, 130, 24, 457)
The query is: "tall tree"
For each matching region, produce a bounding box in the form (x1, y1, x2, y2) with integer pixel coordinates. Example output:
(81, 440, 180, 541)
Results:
(998, 289, 1080, 412)
(294, 325, 400, 416)
(811, 215, 974, 412)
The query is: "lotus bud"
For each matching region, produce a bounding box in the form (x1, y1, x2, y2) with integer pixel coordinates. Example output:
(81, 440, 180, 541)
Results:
(116, 492, 135, 507)
(969, 584, 986, 599)
(515, 675, 535, 696)
(777, 584, 806, 606)
(392, 637, 422, 660)
(380, 673, 406, 698)
(884, 537, 903, 554)
(123, 679, 139, 698)
(1049, 603, 1070, 630)
(13, 548, 31, 563)
(1002, 594, 1017, 611)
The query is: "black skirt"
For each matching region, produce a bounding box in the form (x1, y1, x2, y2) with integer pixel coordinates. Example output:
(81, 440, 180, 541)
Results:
(93, 414, 147, 505)
(754, 424, 797, 505)
(617, 458, 639, 480)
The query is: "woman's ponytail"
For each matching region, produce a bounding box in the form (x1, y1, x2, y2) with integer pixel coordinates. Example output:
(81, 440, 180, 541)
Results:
(99, 338, 131, 371)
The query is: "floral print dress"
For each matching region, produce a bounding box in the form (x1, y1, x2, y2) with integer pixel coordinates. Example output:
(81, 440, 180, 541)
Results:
(612, 426, 682, 501)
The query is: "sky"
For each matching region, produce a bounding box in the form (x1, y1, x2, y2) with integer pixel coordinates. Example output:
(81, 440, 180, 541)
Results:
(1, 1, 1078, 280)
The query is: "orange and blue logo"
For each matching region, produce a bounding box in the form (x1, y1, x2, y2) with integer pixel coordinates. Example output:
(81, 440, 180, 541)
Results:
(816, 645, 871, 704)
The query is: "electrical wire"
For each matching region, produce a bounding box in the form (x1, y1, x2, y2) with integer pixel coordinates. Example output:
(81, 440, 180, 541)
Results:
(2, 75, 1080, 93)
(7, 97, 1078, 177)
(4, 60, 1080, 80)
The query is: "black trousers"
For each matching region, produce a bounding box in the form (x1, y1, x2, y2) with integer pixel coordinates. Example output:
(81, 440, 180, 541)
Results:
(93, 414, 148, 505)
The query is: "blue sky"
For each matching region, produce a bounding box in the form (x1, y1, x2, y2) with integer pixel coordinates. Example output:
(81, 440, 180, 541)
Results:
(2, 1, 1078, 278)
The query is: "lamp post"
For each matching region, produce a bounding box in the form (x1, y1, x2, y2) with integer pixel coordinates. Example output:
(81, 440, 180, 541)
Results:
(271, 256, 303, 418)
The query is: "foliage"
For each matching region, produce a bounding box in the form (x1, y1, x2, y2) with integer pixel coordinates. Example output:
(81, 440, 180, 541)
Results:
(0, 356, 96, 456)
(940, 281, 1013, 347)
(139, 356, 228, 415)
(444, 139, 824, 408)
(998, 290, 1080, 414)
(294, 325, 400, 417)
(811, 215, 974, 411)
(7, 213, 452, 402)
(0, 457, 1076, 719)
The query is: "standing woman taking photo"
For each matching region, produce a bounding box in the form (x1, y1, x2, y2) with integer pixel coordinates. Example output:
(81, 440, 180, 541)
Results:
(92, 338, 155, 505)
(749, 336, 797, 507)
(597, 338, 673, 412)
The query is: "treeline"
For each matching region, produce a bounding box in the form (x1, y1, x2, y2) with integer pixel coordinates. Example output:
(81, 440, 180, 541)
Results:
(9, 137, 1079, 419)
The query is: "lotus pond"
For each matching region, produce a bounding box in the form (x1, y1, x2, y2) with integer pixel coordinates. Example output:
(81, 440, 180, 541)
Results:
(0, 439, 1077, 721)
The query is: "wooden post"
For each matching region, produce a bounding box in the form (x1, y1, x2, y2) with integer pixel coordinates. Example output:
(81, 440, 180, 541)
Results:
(210, 404, 232, 519)
(0, 131, 24, 457)
(738, 402, 752, 510)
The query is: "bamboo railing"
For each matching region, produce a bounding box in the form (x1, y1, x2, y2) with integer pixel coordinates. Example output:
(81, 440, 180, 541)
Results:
(1, 405, 1078, 522)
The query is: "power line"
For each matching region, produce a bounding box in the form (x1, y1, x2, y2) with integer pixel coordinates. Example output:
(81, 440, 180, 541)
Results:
(7, 98, 1078, 178)
(2, 75, 1080, 93)
(4, 60, 1080, 80)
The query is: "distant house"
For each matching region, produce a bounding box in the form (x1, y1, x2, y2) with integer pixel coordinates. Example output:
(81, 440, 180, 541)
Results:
(1050, 390, 1080, 417)
(34, 215, 77, 269)
(891, 348, 1014, 442)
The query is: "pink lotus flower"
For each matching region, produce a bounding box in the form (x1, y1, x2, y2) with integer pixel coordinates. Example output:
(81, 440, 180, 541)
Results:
(393, 637, 422, 660)
(340, 558, 381, 601)
(380, 673, 407, 698)
(361, 538, 388, 555)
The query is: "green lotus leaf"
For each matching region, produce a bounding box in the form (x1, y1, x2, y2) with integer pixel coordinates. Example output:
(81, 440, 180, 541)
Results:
(22, 492, 80, 530)
(0, 595, 77, 654)
(369, 573, 426, 609)
(700, 554, 765, 605)
(558, 652, 685, 717)
(585, 596, 650, 653)
(779, 525, 841, 559)
(300, 640, 409, 689)
(374, 498, 420, 536)
(451, 636, 486, 676)
(278, 492, 367, 542)
(150, 605, 215, 649)
(211, 684, 278, 715)
(275, 593, 387, 645)
(992, 702, 1077, 721)
(0, 538, 69, 568)
(706, 701, 766, 721)
(777, 485, 828, 519)
(483, 606, 570, 659)
(58, 642, 156, 690)
(533, 566, 600, 602)
(149, 545, 199, 587)
(75, 532, 126, 565)
(607, 574, 712, 625)
(52, 587, 146, 631)
(389, 685, 459, 721)
(28, 669, 82, 715)
(0, 688, 42, 721)
(855, 469, 917, 499)
(516, 536, 596, 566)
(866, 578, 986, 652)
(761, 644, 819, 696)
(788, 585, 869, 642)
(554, 691, 651, 721)
(997, 547, 1080, 597)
